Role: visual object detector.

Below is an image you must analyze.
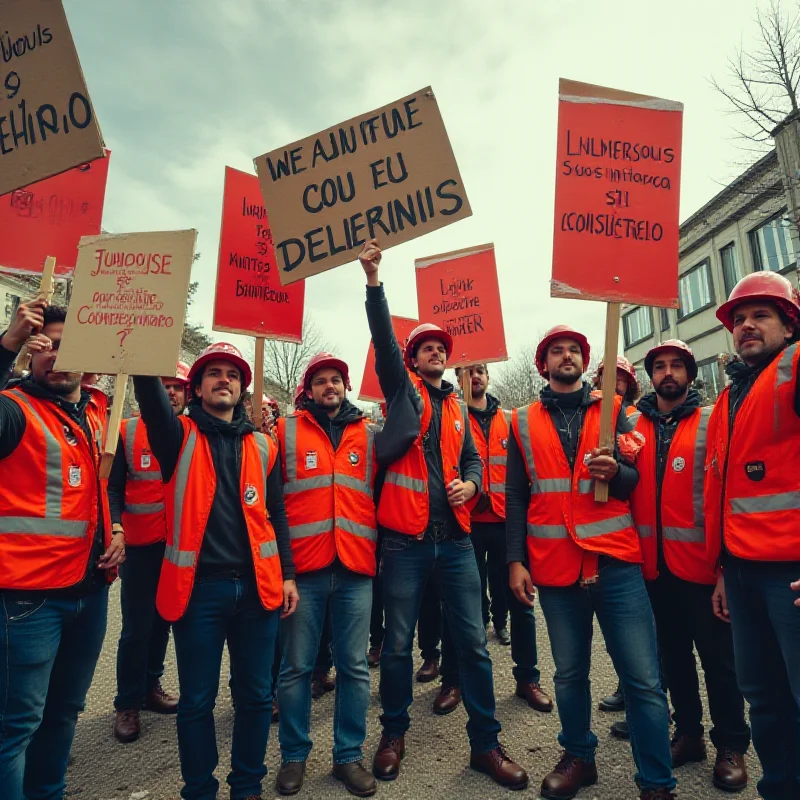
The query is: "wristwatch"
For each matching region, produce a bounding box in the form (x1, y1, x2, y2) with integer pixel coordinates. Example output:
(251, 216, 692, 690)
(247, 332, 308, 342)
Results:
(111, 524, 124, 535)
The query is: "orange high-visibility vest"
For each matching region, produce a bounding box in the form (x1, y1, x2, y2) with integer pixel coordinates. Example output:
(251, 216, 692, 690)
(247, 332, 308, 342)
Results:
(156, 416, 283, 622)
(511, 393, 642, 587)
(378, 372, 471, 536)
(705, 343, 800, 564)
(277, 410, 377, 577)
(630, 406, 717, 584)
(121, 417, 167, 546)
(0, 388, 112, 590)
(469, 408, 510, 523)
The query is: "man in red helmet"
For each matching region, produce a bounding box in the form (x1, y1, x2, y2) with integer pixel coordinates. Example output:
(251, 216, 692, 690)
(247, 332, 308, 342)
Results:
(360, 240, 528, 791)
(506, 326, 675, 800)
(595, 356, 639, 416)
(107, 363, 190, 743)
(629, 341, 749, 792)
(132, 343, 298, 800)
(704, 271, 800, 800)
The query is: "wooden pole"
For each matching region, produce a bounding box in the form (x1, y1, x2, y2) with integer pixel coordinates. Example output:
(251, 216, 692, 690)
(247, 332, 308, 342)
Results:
(100, 373, 128, 479)
(594, 302, 621, 503)
(14, 256, 59, 377)
(252, 336, 265, 426)
(460, 363, 472, 406)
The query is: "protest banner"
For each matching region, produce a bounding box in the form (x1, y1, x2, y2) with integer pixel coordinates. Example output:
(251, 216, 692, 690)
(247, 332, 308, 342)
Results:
(358, 314, 418, 403)
(415, 243, 507, 370)
(551, 79, 683, 500)
(0, 0, 105, 196)
(0, 150, 110, 275)
(254, 87, 471, 286)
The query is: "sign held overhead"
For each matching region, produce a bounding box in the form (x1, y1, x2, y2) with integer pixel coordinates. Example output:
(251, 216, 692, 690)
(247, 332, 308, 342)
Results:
(255, 87, 471, 286)
(359, 315, 418, 403)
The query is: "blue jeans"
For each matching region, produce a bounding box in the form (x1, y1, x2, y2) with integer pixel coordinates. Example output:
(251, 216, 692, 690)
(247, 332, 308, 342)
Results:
(115, 541, 172, 709)
(537, 559, 675, 792)
(279, 562, 372, 764)
(724, 557, 800, 800)
(0, 587, 109, 800)
(379, 530, 502, 753)
(172, 575, 279, 800)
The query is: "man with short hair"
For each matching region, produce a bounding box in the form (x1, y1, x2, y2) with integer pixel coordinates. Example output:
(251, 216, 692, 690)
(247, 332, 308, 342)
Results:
(705, 272, 800, 800)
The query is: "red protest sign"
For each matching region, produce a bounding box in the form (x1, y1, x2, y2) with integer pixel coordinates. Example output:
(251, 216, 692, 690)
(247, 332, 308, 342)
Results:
(213, 166, 305, 342)
(0, 151, 110, 276)
(552, 79, 683, 307)
(358, 315, 418, 403)
(415, 243, 507, 369)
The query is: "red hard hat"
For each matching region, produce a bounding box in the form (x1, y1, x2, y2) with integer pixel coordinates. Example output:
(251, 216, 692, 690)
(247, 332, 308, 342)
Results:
(175, 361, 191, 384)
(535, 325, 591, 377)
(598, 355, 638, 391)
(716, 271, 800, 332)
(644, 339, 698, 381)
(404, 323, 454, 367)
(187, 342, 252, 389)
(293, 383, 305, 409)
(303, 352, 351, 391)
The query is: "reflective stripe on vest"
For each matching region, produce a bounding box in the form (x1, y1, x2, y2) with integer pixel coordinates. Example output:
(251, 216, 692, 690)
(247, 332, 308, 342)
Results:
(383, 471, 427, 493)
(254, 431, 272, 489)
(0, 393, 89, 539)
(260, 540, 279, 558)
(288, 516, 377, 542)
(489, 455, 507, 465)
(124, 418, 163, 481)
(165, 427, 198, 567)
(527, 523, 568, 539)
(126, 502, 165, 515)
(575, 514, 634, 539)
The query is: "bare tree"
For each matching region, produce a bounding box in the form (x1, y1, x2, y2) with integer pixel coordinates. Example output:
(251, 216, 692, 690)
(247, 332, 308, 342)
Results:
(491, 346, 546, 409)
(711, 0, 800, 149)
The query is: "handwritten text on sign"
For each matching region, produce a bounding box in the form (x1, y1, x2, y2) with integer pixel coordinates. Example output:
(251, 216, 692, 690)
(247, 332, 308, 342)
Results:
(54, 230, 196, 377)
(551, 79, 683, 307)
(415, 243, 507, 369)
(0, 0, 105, 196)
(254, 87, 471, 286)
(213, 166, 305, 341)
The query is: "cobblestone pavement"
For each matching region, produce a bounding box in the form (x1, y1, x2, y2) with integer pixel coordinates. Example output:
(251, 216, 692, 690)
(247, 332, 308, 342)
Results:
(66, 583, 761, 800)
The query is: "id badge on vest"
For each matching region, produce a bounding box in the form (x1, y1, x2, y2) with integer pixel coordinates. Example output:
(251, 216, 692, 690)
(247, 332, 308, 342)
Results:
(305, 450, 318, 470)
(141, 453, 152, 469)
(68, 464, 82, 487)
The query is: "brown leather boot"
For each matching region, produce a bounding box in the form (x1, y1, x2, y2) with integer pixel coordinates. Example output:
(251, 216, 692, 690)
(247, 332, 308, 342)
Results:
(540, 750, 598, 799)
(332, 761, 378, 797)
(415, 658, 439, 683)
(515, 681, 554, 712)
(276, 760, 305, 796)
(469, 745, 528, 790)
(670, 733, 707, 767)
(144, 681, 178, 714)
(372, 734, 405, 781)
(113, 708, 141, 743)
(432, 686, 461, 715)
(712, 748, 748, 792)
(311, 670, 335, 699)
(366, 646, 381, 668)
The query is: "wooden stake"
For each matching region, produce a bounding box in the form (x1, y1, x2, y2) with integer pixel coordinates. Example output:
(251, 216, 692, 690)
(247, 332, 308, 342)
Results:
(38, 256, 57, 304)
(460, 363, 472, 406)
(100, 374, 128, 479)
(594, 302, 621, 503)
(252, 336, 265, 426)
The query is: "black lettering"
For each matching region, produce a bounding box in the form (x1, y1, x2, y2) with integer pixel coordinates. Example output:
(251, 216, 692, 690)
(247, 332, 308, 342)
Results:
(289, 146, 305, 174)
(0, 115, 11, 155)
(306, 227, 327, 262)
(385, 152, 408, 184)
(366, 205, 391, 238)
(436, 179, 463, 216)
(68, 92, 92, 129)
(393, 195, 417, 231)
(277, 239, 305, 271)
(349, 212, 366, 247)
(325, 224, 347, 257)
(369, 158, 387, 189)
(41, 26, 53, 45)
(302, 184, 322, 213)
(381, 107, 406, 138)
(266, 151, 292, 182)
(9, 98, 26, 146)
(339, 126, 357, 155)
(36, 104, 58, 141)
(404, 98, 422, 129)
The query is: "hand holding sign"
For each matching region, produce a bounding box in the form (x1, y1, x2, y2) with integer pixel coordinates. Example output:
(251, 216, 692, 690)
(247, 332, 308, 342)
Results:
(358, 238, 382, 286)
(2, 297, 47, 352)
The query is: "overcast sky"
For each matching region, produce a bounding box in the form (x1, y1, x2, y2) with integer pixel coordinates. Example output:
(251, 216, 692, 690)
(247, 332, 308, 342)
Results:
(66, 0, 767, 398)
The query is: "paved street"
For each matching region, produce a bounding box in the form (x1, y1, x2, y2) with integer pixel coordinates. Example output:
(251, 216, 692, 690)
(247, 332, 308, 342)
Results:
(66, 583, 761, 800)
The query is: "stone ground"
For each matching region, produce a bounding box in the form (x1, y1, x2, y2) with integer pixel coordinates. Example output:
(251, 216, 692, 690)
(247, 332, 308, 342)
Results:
(66, 583, 761, 800)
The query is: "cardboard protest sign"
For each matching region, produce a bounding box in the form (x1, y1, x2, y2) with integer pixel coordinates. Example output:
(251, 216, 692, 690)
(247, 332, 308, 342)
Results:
(415, 243, 507, 369)
(54, 229, 197, 376)
(0, 0, 105, 196)
(551, 79, 683, 307)
(213, 166, 305, 342)
(0, 149, 110, 276)
(358, 315, 418, 403)
(254, 87, 471, 286)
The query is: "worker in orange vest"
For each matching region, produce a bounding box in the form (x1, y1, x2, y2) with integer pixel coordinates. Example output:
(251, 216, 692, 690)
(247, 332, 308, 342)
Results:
(360, 239, 529, 791)
(0, 302, 124, 800)
(704, 272, 800, 800)
(132, 342, 298, 800)
(108, 362, 190, 743)
(431, 364, 553, 718)
(630, 340, 749, 792)
(506, 326, 675, 800)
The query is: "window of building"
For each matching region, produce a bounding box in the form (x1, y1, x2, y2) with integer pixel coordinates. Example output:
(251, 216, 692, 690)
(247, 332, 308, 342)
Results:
(678, 260, 714, 319)
(660, 307, 670, 331)
(622, 306, 653, 348)
(750, 214, 796, 273)
(695, 357, 724, 404)
(720, 242, 741, 298)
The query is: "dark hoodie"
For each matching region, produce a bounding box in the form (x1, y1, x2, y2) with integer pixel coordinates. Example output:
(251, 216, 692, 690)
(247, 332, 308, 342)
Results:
(469, 392, 502, 442)
(133, 376, 294, 581)
(302, 397, 364, 450)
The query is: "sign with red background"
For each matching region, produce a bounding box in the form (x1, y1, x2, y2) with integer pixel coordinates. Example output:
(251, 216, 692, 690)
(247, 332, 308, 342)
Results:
(358, 315, 418, 403)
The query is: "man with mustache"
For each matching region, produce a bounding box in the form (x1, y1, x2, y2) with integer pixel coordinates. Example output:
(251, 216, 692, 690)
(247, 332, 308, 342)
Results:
(629, 340, 749, 792)
(360, 240, 529, 791)
(704, 271, 800, 800)
(107, 362, 191, 743)
(506, 326, 675, 800)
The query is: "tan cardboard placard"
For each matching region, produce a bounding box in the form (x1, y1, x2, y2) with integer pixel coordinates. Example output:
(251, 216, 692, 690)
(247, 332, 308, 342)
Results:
(0, 0, 105, 196)
(54, 229, 197, 376)
(254, 87, 471, 286)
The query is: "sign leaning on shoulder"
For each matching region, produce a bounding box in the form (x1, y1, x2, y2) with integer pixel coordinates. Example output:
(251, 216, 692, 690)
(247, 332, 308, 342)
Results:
(254, 87, 472, 285)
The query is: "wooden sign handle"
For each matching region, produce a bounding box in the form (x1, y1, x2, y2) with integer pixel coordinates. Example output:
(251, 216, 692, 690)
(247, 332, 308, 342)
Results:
(252, 336, 265, 426)
(460, 363, 471, 406)
(594, 302, 621, 503)
(100, 374, 128, 479)
(38, 256, 57, 304)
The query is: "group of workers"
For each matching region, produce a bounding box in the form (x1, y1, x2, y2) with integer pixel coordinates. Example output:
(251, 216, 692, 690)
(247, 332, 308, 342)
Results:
(0, 238, 797, 800)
